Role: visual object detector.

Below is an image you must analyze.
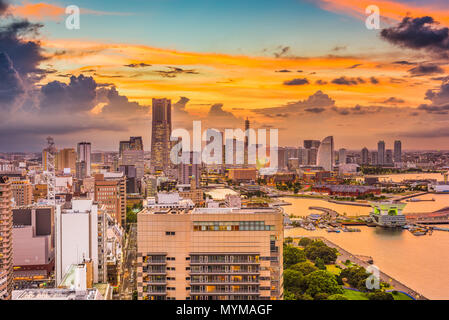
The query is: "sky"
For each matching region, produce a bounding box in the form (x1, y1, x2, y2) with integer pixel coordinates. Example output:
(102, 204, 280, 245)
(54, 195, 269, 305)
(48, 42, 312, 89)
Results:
(1, 0, 449, 152)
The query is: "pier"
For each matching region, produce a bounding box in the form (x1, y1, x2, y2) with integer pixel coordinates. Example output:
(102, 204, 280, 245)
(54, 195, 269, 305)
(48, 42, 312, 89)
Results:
(291, 236, 428, 300)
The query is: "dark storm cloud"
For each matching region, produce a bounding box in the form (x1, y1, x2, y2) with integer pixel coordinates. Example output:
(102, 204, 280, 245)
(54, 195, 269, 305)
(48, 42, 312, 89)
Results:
(416, 80, 449, 114)
(331, 76, 365, 85)
(0, 52, 24, 106)
(380, 16, 449, 57)
(408, 63, 445, 76)
(40, 75, 97, 112)
(0, 0, 8, 15)
(283, 78, 309, 86)
(99, 86, 149, 116)
(304, 107, 325, 113)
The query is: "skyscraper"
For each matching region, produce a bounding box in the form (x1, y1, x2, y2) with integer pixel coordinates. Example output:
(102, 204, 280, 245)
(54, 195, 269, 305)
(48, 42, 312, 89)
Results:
(151, 98, 172, 172)
(377, 141, 385, 165)
(304, 140, 321, 149)
(386, 149, 393, 165)
(361, 147, 369, 165)
(0, 176, 13, 300)
(394, 140, 402, 163)
(244, 118, 250, 168)
(77, 142, 91, 178)
(338, 148, 347, 165)
(56, 148, 77, 174)
(178, 151, 201, 186)
(317, 136, 334, 171)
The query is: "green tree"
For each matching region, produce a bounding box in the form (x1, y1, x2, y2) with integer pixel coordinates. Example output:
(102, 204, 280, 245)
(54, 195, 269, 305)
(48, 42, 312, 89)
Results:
(328, 294, 349, 300)
(290, 261, 318, 276)
(283, 269, 305, 296)
(368, 291, 394, 300)
(314, 257, 326, 270)
(304, 270, 343, 298)
(339, 266, 371, 291)
(304, 241, 338, 264)
(298, 237, 313, 247)
(283, 246, 306, 269)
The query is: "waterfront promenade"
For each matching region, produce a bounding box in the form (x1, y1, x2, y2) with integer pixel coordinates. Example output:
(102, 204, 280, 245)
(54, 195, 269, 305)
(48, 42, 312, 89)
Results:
(291, 236, 428, 300)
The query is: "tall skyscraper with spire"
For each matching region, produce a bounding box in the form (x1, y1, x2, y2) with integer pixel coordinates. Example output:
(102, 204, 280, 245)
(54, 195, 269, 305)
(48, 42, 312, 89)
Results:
(151, 98, 172, 172)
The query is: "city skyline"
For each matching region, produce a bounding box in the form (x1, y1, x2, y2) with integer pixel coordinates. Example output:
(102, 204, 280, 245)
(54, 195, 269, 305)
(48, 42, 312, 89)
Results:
(1, 0, 449, 151)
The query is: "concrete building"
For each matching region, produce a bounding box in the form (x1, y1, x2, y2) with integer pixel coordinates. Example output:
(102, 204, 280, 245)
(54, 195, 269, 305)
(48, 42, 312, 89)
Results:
(228, 168, 257, 183)
(77, 142, 92, 178)
(94, 173, 127, 226)
(55, 199, 102, 285)
(136, 206, 284, 300)
(377, 141, 385, 165)
(56, 148, 77, 175)
(142, 175, 157, 198)
(12, 206, 54, 280)
(0, 177, 13, 300)
(338, 148, 347, 165)
(317, 136, 334, 171)
(178, 151, 201, 186)
(11, 180, 33, 206)
(151, 98, 172, 172)
(361, 147, 369, 165)
(394, 140, 402, 163)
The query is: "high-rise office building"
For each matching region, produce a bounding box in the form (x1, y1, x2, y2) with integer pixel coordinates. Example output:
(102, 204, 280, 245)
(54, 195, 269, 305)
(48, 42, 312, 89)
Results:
(370, 151, 378, 165)
(361, 147, 369, 165)
(304, 140, 321, 149)
(0, 176, 13, 300)
(11, 180, 33, 206)
(338, 148, 347, 165)
(178, 152, 201, 186)
(121, 149, 144, 181)
(386, 149, 393, 165)
(94, 173, 127, 226)
(56, 148, 77, 174)
(394, 140, 402, 163)
(77, 142, 92, 178)
(244, 118, 250, 168)
(137, 206, 284, 300)
(151, 98, 172, 172)
(55, 199, 104, 285)
(377, 141, 385, 165)
(317, 136, 334, 171)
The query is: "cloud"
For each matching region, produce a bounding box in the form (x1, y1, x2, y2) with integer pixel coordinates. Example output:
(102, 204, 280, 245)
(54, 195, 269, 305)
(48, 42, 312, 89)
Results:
(393, 60, 416, 65)
(283, 78, 309, 86)
(315, 79, 328, 85)
(408, 63, 445, 76)
(0, 51, 25, 107)
(331, 76, 365, 85)
(275, 69, 291, 73)
(154, 66, 199, 78)
(254, 90, 335, 116)
(370, 76, 380, 84)
(124, 62, 151, 68)
(9, 2, 133, 21)
(348, 63, 362, 69)
(381, 16, 449, 57)
(381, 97, 405, 104)
(208, 103, 237, 119)
(274, 46, 290, 58)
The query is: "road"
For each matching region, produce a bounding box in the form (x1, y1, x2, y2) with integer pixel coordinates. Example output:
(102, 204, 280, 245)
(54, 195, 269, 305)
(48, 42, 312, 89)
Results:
(117, 223, 137, 300)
